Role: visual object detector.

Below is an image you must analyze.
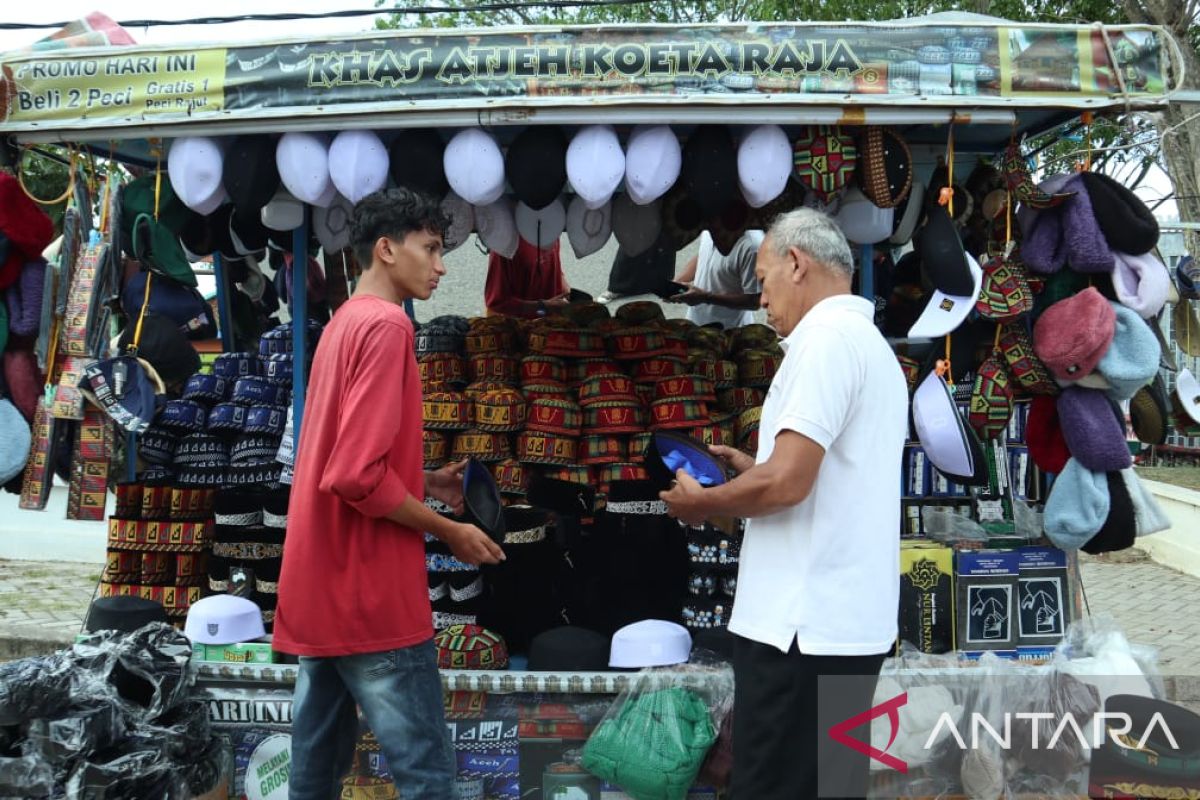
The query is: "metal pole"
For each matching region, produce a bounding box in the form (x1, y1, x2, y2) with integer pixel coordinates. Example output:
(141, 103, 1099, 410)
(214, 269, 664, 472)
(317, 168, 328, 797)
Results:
(292, 211, 309, 443)
(859, 243, 874, 300)
(211, 251, 234, 353)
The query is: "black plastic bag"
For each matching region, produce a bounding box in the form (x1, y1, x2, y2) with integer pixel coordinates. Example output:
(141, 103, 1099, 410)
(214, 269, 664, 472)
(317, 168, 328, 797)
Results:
(22, 703, 127, 767)
(0, 653, 74, 726)
(0, 754, 53, 800)
(64, 745, 185, 799)
(105, 624, 195, 721)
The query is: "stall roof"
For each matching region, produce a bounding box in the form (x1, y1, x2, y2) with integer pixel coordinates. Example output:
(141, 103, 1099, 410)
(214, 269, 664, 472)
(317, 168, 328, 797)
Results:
(0, 16, 1184, 158)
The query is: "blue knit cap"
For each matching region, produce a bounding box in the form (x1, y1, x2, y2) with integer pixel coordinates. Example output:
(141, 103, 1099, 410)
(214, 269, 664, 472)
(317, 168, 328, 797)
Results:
(1098, 301, 1161, 403)
(1044, 458, 1110, 550)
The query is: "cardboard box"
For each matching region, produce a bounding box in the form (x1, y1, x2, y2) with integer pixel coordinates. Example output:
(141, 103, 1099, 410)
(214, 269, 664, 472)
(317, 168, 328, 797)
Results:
(195, 642, 276, 664)
(956, 549, 1020, 653)
(1017, 546, 1070, 648)
(897, 542, 954, 654)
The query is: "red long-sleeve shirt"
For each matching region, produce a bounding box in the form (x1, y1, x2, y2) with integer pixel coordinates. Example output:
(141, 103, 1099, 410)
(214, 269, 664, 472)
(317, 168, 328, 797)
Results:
(484, 240, 567, 318)
(273, 295, 430, 657)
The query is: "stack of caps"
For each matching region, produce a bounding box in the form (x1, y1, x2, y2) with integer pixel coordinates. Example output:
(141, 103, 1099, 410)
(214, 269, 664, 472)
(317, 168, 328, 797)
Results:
(100, 481, 214, 619)
(424, 492, 483, 631)
(209, 486, 289, 629)
(419, 315, 471, 472)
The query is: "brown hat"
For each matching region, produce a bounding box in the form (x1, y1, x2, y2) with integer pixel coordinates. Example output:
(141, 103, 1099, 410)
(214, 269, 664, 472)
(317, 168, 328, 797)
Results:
(521, 355, 567, 385)
(526, 398, 583, 437)
(527, 328, 606, 358)
(418, 353, 467, 388)
(424, 430, 448, 469)
(517, 431, 578, 466)
(655, 374, 716, 404)
(584, 400, 647, 434)
(491, 458, 530, 497)
(579, 374, 639, 408)
(423, 390, 472, 431)
(465, 328, 517, 356)
(473, 387, 527, 433)
(633, 357, 687, 385)
(718, 387, 765, 413)
(580, 434, 627, 466)
(650, 397, 710, 430)
(738, 350, 782, 388)
(451, 430, 512, 463)
(615, 300, 665, 326)
(608, 327, 669, 360)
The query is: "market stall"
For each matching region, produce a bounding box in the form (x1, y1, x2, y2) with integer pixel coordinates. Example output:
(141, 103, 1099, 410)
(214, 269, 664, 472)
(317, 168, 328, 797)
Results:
(1, 14, 1195, 799)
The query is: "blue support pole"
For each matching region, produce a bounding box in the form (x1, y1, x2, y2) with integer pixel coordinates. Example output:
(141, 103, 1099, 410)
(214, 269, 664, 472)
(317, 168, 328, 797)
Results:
(212, 251, 234, 353)
(292, 212, 309, 444)
(859, 243, 874, 300)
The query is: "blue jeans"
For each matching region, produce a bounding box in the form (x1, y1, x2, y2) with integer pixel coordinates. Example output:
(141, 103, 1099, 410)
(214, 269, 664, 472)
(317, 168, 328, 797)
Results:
(288, 639, 455, 800)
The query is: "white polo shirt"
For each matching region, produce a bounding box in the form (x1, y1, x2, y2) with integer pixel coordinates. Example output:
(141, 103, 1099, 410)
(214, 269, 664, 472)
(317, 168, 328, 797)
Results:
(728, 294, 909, 655)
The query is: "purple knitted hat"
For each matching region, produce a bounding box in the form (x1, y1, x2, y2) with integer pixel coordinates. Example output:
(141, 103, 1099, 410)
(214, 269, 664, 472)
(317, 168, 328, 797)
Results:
(1057, 385, 1132, 472)
(5, 259, 46, 337)
(1022, 174, 1114, 275)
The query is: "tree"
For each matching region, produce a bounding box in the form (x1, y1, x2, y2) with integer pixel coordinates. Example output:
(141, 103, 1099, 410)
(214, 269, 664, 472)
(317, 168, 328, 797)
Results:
(14, 146, 70, 235)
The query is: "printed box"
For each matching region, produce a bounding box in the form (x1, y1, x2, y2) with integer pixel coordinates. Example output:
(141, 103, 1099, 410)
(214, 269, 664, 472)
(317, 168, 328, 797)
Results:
(897, 542, 954, 654)
(1017, 546, 1070, 647)
(195, 642, 276, 664)
(956, 549, 1020, 653)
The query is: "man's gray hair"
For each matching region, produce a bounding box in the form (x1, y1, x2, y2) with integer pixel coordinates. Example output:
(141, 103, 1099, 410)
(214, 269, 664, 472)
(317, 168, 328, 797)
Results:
(766, 208, 855, 279)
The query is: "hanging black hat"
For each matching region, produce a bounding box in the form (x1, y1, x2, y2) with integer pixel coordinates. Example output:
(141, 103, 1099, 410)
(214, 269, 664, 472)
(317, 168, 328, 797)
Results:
(223, 135, 281, 214)
(506, 127, 568, 210)
(389, 129, 449, 198)
(682, 126, 738, 220)
(916, 205, 974, 296)
(1080, 171, 1160, 256)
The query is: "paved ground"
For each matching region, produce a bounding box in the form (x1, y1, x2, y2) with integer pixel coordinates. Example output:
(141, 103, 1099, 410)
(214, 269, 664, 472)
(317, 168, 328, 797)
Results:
(0, 560, 99, 659)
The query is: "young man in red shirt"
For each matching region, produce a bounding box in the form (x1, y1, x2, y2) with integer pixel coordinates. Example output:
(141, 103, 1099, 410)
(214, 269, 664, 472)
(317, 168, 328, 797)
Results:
(275, 188, 504, 800)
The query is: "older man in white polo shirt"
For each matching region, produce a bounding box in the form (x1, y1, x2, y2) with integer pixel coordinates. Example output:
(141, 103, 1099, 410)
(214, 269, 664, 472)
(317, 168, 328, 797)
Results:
(661, 208, 908, 799)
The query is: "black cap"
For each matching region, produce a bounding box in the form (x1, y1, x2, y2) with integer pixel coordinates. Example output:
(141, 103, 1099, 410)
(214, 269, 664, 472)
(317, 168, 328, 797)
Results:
(528, 626, 610, 671)
(389, 129, 449, 198)
(682, 126, 738, 220)
(463, 458, 505, 542)
(223, 136, 281, 214)
(179, 209, 219, 258)
(119, 312, 201, 388)
(85, 596, 169, 633)
(505, 127, 568, 210)
(1080, 171, 1160, 256)
(916, 205, 974, 296)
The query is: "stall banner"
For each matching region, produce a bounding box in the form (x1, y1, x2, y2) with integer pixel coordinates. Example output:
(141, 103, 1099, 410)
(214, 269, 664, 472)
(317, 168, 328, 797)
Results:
(0, 23, 1172, 130)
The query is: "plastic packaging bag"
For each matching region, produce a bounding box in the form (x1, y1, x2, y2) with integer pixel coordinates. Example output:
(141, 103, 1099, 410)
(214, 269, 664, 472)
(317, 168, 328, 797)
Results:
(0, 754, 53, 800)
(21, 703, 127, 766)
(581, 664, 733, 800)
(1055, 615, 1161, 704)
(922, 506, 989, 543)
(1006, 669, 1099, 793)
(0, 653, 75, 726)
(101, 623, 196, 720)
(64, 746, 187, 800)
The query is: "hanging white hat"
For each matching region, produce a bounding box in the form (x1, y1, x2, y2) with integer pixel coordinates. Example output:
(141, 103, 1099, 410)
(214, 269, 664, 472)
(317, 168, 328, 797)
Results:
(890, 180, 926, 246)
(261, 188, 304, 231)
(313, 193, 354, 253)
(1177, 368, 1200, 425)
(328, 130, 389, 204)
(912, 370, 982, 484)
(168, 137, 228, 215)
(834, 186, 895, 245)
(737, 125, 791, 209)
(611, 193, 662, 257)
(444, 128, 506, 206)
(441, 191, 474, 254)
(624, 125, 681, 206)
(908, 252, 983, 338)
(567, 125, 625, 210)
(566, 195, 612, 258)
(475, 197, 519, 259)
(276, 132, 334, 206)
(515, 197, 566, 250)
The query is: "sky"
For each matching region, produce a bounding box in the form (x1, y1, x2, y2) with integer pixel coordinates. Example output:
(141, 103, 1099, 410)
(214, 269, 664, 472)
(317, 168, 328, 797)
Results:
(0, 1, 380, 52)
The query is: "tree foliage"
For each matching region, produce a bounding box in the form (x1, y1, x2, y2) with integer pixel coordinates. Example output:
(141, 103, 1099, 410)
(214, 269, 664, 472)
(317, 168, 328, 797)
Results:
(15, 146, 70, 234)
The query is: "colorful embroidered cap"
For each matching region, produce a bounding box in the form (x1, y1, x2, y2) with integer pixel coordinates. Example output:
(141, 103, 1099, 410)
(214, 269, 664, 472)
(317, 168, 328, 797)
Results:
(968, 356, 1014, 441)
(569, 358, 625, 387)
(473, 387, 526, 433)
(469, 354, 518, 386)
(718, 387, 765, 413)
(614, 301, 665, 326)
(633, 357, 687, 385)
(584, 400, 647, 435)
(607, 327, 669, 360)
(580, 434, 628, 466)
(526, 398, 583, 437)
(451, 430, 512, 464)
(527, 328, 606, 358)
(491, 458, 530, 496)
(655, 375, 717, 404)
(422, 390, 472, 431)
(435, 624, 509, 670)
(651, 397, 710, 431)
(424, 430, 449, 469)
(738, 350, 782, 388)
(517, 431, 579, 466)
(578, 374, 639, 408)
(999, 322, 1060, 397)
(418, 353, 467, 388)
(975, 254, 1034, 321)
(792, 125, 857, 202)
(521, 355, 567, 385)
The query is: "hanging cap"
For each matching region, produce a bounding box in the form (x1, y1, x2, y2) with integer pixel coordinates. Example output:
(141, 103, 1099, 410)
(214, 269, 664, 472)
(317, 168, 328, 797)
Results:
(907, 251, 983, 338)
(833, 186, 894, 245)
(911, 370, 987, 486)
(625, 125, 681, 206)
(475, 197, 519, 259)
(681, 126, 738, 219)
(223, 135, 280, 213)
(313, 193, 354, 253)
(567, 125, 625, 209)
(276, 132, 334, 205)
(737, 125, 792, 209)
(328, 130, 389, 204)
(261, 188, 304, 232)
(168, 137, 228, 215)
(389, 128, 449, 197)
(441, 192, 474, 254)
(506, 126, 569, 211)
(515, 198, 566, 250)
(566, 196, 612, 258)
(444, 128, 506, 206)
(611, 193, 662, 258)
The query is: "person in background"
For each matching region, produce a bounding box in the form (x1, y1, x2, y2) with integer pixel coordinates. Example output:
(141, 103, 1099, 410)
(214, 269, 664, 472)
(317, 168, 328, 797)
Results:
(668, 229, 765, 328)
(276, 188, 504, 800)
(660, 208, 908, 800)
(596, 232, 677, 304)
(484, 238, 571, 318)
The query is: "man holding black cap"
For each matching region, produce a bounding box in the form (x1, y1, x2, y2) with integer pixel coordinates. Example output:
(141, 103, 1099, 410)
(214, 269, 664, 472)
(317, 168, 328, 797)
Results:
(275, 188, 504, 800)
(661, 208, 908, 799)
